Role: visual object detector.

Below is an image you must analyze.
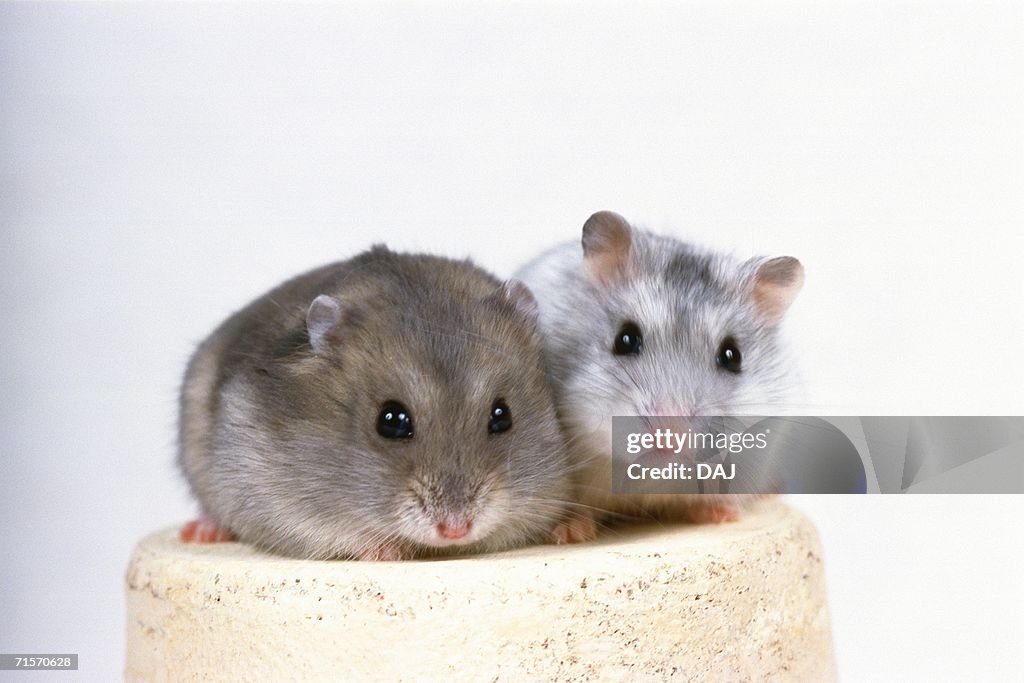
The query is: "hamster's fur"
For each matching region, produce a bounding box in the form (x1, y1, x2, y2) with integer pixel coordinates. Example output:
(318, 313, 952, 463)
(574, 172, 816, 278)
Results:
(515, 211, 804, 521)
(180, 246, 576, 559)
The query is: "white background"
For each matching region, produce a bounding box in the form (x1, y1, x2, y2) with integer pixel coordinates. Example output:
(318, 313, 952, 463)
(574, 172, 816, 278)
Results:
(2, 2, 1022, 681)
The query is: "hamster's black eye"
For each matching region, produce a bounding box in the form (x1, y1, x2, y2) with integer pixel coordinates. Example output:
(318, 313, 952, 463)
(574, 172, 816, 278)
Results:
(716, 337, 742, 374)
(377, 401, 413, 439)
(488, 400, 512, 434)
(613, 322, 643, 356)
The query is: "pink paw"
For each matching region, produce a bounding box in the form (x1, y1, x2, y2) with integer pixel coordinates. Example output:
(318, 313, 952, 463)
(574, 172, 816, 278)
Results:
(685, 502, 741, 524)
(550, 513, 598, 545)
(355, 544, 411, 562)
(180, 516, 236, 543)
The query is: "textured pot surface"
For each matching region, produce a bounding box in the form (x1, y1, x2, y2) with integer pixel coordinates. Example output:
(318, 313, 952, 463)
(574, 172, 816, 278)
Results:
(126, 501, 835, 682)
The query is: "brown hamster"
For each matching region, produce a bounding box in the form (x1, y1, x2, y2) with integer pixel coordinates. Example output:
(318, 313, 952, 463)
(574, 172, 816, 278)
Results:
(515, 211, 804, 524)
(178, 246, 580, 560)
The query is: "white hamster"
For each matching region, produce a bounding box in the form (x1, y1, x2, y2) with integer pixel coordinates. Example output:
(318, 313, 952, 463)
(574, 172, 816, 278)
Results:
(515, 211, 804, 523)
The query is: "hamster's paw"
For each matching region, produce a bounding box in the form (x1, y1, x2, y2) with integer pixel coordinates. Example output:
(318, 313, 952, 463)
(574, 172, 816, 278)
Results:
(180, 516, 237, 543)
(685, 501, 741, 524)
(550, 512, 598, 544)
(354, 543, 411, 562)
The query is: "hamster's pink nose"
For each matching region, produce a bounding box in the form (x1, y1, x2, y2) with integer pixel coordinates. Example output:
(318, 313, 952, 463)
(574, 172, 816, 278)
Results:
(436, 519, 472, 540)
(649, 403, 697, 417)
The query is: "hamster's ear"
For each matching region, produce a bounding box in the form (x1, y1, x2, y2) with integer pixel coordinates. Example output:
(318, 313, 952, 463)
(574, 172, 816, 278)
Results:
(306, 294, 353, 354)
(746, 256, 804, 322)
(488, 279, 539, 325)
(582, 211, 633, 286)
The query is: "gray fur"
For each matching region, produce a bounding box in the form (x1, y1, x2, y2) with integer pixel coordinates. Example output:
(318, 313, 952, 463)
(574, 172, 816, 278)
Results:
(179, 246, 572, 559)
(515, 214, 804, 518)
